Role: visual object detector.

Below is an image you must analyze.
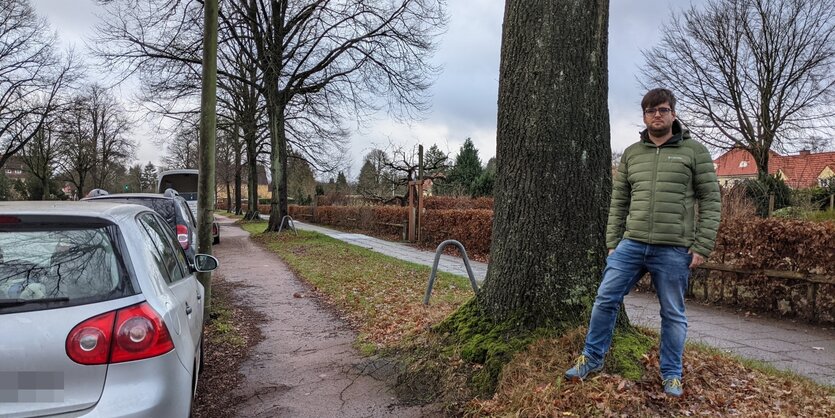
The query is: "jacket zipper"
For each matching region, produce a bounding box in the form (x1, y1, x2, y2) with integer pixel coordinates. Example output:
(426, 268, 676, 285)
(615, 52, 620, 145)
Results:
(648, 146, 660, 241)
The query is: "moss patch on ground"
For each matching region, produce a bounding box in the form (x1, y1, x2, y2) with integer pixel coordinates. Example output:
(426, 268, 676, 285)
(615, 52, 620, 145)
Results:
(433, 299, 557, 397)
(607, 329, 654, 380)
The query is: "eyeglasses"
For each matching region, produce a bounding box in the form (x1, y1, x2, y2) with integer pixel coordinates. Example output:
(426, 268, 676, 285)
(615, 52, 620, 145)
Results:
(644, 107, 673, 116)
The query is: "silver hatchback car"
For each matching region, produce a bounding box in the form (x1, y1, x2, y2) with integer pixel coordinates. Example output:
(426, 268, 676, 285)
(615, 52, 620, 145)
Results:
(0, 201, 217, 417)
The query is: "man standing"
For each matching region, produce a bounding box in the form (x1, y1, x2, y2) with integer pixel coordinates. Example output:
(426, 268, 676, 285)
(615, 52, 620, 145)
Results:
(564, 88, 721, 397)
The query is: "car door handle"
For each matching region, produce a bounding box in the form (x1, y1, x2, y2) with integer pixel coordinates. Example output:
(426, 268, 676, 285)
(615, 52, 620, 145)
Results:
(196, 292, 201, 301)
(185, 303, 192, 315)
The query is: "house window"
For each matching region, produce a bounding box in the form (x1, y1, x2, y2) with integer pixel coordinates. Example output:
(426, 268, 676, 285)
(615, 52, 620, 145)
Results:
(738, 161, 748, 168)
(820, 178, 833, 188)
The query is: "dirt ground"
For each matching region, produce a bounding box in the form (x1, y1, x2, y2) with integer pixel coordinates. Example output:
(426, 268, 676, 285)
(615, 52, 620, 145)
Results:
(205, 217, 441, 417)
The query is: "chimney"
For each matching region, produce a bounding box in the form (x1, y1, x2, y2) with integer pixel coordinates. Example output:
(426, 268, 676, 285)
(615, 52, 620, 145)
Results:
(799, 149, 811, 156)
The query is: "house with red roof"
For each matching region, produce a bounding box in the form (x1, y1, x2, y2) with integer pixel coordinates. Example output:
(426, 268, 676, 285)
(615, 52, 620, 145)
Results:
(714, 147, 835, 189)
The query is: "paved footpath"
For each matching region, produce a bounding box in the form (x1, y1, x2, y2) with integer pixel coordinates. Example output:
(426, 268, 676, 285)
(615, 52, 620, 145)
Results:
(279, 219, 835, 387)
(215, 218, 440, 417)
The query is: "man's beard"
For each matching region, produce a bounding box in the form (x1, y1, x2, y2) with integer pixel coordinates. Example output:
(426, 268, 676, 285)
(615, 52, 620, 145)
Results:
(648, 124, 672, 137)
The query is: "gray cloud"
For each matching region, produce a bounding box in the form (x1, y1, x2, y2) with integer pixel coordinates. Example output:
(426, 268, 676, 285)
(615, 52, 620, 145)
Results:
(32, 0, 709, 177)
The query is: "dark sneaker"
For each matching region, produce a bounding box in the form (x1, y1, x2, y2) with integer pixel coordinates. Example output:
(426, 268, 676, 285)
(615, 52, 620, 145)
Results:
(662, 377, 683, 397)
(564, 355, 603, 381)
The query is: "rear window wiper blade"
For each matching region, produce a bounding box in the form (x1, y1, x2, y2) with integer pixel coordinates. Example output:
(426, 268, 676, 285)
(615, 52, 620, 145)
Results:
(0, 297, 70, 307)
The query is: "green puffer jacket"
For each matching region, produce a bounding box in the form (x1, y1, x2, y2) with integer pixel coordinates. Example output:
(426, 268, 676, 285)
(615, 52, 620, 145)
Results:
(606, 120, 721, 257)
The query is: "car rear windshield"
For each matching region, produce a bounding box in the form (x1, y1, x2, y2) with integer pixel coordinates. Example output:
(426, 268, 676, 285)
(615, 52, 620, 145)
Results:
(178, 192, 197, 201)
(0, 225, 135, 314)
(93, 197, 177, 229)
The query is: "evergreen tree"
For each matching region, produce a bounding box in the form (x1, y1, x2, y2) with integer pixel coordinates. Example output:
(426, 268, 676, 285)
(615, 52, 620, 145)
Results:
(126, 164, 143, 193)
(447, 138, 483, 196)
(335, 171, 348, 194)
(471, 158, 496, 197)
(287, 156, 316, 205)
(141, 162, 158, 192)
(423, 144, 449, 178)
(357, 159, 379, 196)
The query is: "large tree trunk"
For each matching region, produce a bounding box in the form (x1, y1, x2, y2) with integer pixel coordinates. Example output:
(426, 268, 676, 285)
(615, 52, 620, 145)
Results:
(265, 1, 289, 232)
(267, 99, 289, 231)
(234, 160, 242, 215)
(478, 0, 611, 329)
(196, 0, 218, 316)
(41, 176, 49, 200)
(244, 138, 259, 219)
(751, 144, 771, 181)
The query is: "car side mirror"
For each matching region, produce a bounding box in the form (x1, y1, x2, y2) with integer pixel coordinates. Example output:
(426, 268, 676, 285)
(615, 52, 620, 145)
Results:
(192, 254, 219, 272)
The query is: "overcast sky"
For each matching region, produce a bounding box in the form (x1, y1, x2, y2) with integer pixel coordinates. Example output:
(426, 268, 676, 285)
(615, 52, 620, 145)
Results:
(31, 0, 703, 179)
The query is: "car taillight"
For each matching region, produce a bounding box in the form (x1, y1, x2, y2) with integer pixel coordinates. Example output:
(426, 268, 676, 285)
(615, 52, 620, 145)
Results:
(66, 311, 116, 365)
(110, 303, 174, 363)
(212, 223, 218, 235)
(66, 302, 174, 365)
(176, 224, 189, 249)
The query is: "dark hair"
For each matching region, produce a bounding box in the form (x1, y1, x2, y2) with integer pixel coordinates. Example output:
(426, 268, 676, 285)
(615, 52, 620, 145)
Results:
(641, 88, 676, 111)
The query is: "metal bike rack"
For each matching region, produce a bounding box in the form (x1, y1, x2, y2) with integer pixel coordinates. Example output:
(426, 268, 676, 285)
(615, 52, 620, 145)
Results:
(277, 215, 298, 236)
(423, 239, 479, 305)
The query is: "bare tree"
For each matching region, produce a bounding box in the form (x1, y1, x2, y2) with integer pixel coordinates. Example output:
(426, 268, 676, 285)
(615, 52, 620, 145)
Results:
(56, 85, 136, 196)
(86, 85, 135, 190)
(20, 123, 60, 199)
(161, 118, 200, 169)
(0, 0, 75, 169)
(92, 0, 445, 229)
(373, 144, 449, 204)
(56, 95, 96, 197)
(216, 29, 269, 219)
(228, 0, 445, 230)
(641, 0, 835, 178)
(215, 119, 241, 213)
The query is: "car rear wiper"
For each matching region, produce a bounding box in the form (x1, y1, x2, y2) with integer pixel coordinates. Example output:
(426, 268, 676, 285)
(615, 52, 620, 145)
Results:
(0, 297, 70, 307)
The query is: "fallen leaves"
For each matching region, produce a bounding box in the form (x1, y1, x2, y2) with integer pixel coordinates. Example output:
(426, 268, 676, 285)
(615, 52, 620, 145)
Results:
(470, 333, 835, 417)
(249, 228, 835, 418)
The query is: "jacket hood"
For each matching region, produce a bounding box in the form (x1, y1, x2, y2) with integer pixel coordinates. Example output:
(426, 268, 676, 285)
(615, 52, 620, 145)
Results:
(640, 119, 689, 146)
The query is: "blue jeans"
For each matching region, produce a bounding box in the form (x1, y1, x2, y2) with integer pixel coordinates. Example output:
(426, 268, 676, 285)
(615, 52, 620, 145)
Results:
(582, 239, 692, 379)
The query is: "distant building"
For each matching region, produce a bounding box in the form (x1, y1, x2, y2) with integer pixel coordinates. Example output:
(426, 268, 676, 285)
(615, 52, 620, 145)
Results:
(2, 156, 26, 182)
(216, 164, 271, 206)
(714, 148, 835, 188)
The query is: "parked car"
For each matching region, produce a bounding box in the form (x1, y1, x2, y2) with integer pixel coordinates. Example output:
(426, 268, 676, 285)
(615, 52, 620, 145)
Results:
(0, 201, 218, 417)
(83, 190, 199, 260)
(158, 169, 220, 244)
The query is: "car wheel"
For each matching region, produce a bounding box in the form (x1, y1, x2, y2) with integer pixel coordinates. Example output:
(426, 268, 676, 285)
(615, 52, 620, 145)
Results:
(213, 236, 219, 245)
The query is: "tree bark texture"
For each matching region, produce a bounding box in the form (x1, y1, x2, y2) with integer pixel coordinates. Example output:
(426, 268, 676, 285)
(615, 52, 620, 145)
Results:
(267, 98, 289, 231)
(479, 0, 611, 328)
(196, 0, 218, 314)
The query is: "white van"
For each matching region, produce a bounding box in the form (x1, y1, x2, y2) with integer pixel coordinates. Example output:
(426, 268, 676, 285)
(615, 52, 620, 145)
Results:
(158, 169, 219, 244)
